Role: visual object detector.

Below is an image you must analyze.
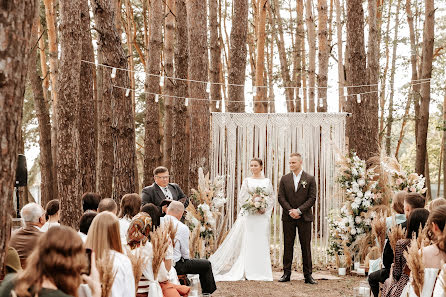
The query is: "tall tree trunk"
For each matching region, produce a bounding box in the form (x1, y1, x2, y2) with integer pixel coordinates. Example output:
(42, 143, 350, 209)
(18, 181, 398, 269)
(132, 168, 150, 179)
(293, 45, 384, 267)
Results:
(305, 0, 317, 112)
(37, 21, 50, 94)
(143, 0, 163, 186)
(385, 0, 402, 156)
(267, 37, 275, 113)
(270, 0, 294, 112)
(209, 0, 222, 112)
(317, 0, 329, 112)
(29, 22, 54, 207)
(43, 0, 59, 201)
(254, 0, 268, 113)
(415, 0, 435, 175)
(345, 0, 378, 160)
(378, 0, 392, 145)
(227, 0, 249, 113)
(163, 0, 175, 169)
(186, 0, 210, 188)
(79, 0, 97, 194)
(335, 0, 345, 111)
(294, 0, 304, 112)
(57, 0, 82, 227)
(443, 90, 446, 198)
(0, 0, 37, 268)
(171, 0, 190, 191)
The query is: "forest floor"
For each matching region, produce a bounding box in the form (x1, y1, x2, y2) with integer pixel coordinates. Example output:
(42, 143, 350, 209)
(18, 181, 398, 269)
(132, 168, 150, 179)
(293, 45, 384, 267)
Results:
(211, 269, 365, 297)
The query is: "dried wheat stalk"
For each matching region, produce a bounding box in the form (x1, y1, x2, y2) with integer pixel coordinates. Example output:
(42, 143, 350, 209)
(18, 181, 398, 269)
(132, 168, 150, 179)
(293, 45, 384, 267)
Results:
(125, 247, 148, 291)
(96, 254, 117, 297)
(150, 227, 170, 279)
(343, 242, 352, 271)
(165, 220, 178, 244)
(404, 236, 424, 297)
(189, 223, 201, 258)
(372, 212, 387, 255)
(388, 224, 406, 253)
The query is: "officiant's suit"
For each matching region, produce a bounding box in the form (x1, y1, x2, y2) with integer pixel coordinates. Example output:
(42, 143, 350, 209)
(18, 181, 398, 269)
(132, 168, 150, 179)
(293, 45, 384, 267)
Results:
(141, 183, 189, 212)
(278, 171, 317, 278)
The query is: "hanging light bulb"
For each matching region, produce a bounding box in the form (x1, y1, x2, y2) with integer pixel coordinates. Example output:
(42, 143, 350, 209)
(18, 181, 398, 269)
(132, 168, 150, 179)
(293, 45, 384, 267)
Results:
(206, 82, 211, 93)
(155, 94, 159, 103)
(319, 100, 323, 108)
(125, 89, 130, 97)
(216, 100, 220, 109)
(159, 77, 164, 88)
(111, 67, 117, 78)
(252, 86, 257, 95)
(185, 98, 189, 106)
(356, 94, 361, 103)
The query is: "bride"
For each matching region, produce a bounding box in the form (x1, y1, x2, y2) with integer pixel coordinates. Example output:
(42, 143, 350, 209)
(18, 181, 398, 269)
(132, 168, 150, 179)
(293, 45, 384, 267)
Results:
(209, 158, 274, 281)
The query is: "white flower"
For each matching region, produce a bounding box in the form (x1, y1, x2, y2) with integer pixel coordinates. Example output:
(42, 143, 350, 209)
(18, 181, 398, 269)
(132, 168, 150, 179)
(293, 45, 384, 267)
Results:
(356, 227, 363, 234)
(355, 216, 362, 224)
(351, 202, 359, 210)
(352, 183, 360, 193)
(350, 228, 357, 235)
(354, 197, 362, 205)
(363, 200, 371, 208)
(364, 218, 371, 225)
(200, 226, 206, 232)
(356, 191, 364, 198)
(198, 203, 210, 213)
(352, 168, 358, 176)
(364, 191, 372, 198)
(358, 179, 366, 187)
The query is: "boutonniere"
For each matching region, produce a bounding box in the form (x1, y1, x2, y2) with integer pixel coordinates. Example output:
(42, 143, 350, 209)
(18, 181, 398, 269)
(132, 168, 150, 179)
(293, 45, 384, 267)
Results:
(301, 181, 307, 188)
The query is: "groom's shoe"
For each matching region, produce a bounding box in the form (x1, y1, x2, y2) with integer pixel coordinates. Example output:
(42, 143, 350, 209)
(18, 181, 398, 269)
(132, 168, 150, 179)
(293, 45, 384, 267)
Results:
(304, 275, 318, 284)
(278, 273, 291, 282)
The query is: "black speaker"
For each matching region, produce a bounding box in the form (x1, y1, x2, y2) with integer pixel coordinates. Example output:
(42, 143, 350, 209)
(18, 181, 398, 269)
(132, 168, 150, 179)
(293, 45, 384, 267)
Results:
(15, 154, 27, 187)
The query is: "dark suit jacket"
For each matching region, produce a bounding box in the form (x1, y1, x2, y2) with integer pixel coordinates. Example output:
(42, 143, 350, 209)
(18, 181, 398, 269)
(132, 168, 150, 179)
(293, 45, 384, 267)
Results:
(141, 183, 188, 209)
(9, 225, 42, 259)
(278, 171, 317, 222)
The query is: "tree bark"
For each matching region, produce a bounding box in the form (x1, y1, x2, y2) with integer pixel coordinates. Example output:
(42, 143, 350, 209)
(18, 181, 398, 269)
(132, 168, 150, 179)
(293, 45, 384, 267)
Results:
(57, 0, 82, 228)
(186, 0, 210, 189)
(385, 0, 402, 156)
(415, 0, 435, 175)
(317, 0, 329, 112)
(267, 36, 275, 113)
(254, 0, 268, 113)
(443, 90, 446, 198)
(335, 0, 345, 111)
(227, 0, 249, 113)
(43, 0, 59, 201)
(294, 0, 305, 112)
(171, 0, 190, 191)
(0, 0, 37, 267)
(209, 0, 222, 112)
(29, 22, 54, 207)
(345, 0, 378, 160)
(305, 0, 317, 112)
(79, 0, 97, 194)
(163, 0, 175, 169)
(143, 0, 163, 187)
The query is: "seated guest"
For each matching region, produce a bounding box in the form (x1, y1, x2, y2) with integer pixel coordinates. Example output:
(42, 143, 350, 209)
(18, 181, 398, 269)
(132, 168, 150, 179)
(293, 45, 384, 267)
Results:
(403, 193, 426, 218)
(40, 200, 60, 232)
(118, 193, 142, 247)
(127, 212, 190, 297)
(381, 208, 430, 297)
(98, 198, 118, 215)
(421, 205, 446, 269)
(386, 191, 407, 230)
(162, 201, 216, 295)
(85, 211, 135, 297)
(78, 210, 97, 242)
(82, 192, 102, 212)
(428, 197, 446, 212)
(141, 203, 161, 229)
(141, 167, 189, 215)
(9, 203, 45, 261)
(0, 226, 101, 297)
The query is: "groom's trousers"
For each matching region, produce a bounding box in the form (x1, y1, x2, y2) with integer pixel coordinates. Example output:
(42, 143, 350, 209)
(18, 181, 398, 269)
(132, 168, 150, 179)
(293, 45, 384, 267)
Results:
(282, 219, 312, 277)
(174, 258, 217, 294)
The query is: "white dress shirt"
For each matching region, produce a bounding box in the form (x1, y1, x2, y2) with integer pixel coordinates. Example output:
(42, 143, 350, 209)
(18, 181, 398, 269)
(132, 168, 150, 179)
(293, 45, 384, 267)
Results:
(118, 216, 132, 247)
(159, 185, 173, 199)
(40, 221, 60, 232)
(110, 250, 135, 297)
(292, 170, 303, 215)
(161, 215, 190, 263)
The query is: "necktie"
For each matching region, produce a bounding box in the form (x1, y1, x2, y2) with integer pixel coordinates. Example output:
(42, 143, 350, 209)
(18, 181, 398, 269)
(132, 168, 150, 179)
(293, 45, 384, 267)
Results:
(163, 187, 172, 199)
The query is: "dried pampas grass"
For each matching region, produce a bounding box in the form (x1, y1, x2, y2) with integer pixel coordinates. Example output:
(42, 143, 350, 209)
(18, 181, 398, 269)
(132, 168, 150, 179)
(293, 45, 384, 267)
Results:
(343, 242, 352, 271)
(189, 223, 202, 258)
(150, 227, 170, 279)
(125, 247, 148, 291)
(371, 211, 387, 255)
(96, 254, 117, 297)
(365, 246, 381, 269)
(165, 220, 178, 244)
(350, 232, 374, 263)
(404, 236, 424, 297)
(388, 224, 406, 253)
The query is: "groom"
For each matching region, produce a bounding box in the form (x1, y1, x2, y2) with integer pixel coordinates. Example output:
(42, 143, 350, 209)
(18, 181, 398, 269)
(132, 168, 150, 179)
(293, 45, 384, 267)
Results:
(278, 153, 317, 284)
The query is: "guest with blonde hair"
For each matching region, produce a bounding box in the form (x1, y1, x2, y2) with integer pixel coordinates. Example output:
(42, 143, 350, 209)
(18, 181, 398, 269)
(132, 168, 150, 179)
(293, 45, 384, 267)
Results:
(386, 191, 407, 230)
(85, 211, 135, 297)
(0, 226, 101, 297)
(428, 197, 446, 212)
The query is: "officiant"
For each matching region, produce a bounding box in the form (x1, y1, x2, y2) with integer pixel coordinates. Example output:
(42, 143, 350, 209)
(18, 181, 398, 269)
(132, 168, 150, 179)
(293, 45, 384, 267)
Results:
(141, 166, 189, 215)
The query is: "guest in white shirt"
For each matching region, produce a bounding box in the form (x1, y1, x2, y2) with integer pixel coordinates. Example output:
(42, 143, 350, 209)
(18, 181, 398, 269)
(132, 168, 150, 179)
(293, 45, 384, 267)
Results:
(78, 210, 97, 242)
(85, 211, 135, 297)
(40, 199, 60, 232)
(118, 193, 142, 247)
(162, 201, 217, 295)
(421, 205, 446, 269)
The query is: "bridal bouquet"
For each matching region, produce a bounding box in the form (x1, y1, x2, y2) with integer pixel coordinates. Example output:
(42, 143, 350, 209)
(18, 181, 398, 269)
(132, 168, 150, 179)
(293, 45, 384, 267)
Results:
(241, 187, 268, 214)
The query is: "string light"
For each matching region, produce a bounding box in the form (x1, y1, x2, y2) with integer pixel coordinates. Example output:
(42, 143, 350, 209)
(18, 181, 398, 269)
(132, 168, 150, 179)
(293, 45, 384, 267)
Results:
(155, 94, 159, 103)
(319, 101, 324, 108)
(159, 77, 164, 88)
(216, 101, 220, 109)
(111, 67, 117, 78)
(206, 82, 210, 93)
(252, 86, 257, 95)
(185, 98, 188, 106)
(125, 89, 130, 97)
(356, 94, 361, 103)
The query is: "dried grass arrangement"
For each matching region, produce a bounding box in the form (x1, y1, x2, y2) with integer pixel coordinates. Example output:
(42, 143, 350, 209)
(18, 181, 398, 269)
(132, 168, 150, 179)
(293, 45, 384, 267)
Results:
(150, 227, 170, 279)
(388, 224, 406, 253)
(404, 236, 425, 297)
(96, 254, 117, 297)
(366, 155, 401, 207)
(350, 232, 374, 263)
(125, 247, 148, 291)
(165, 219, 178, 244)
(335, 242, 353, 270)
(365, 246, 381, 269)
(371, 211, 387, 255)
(189, 223, 202, 258)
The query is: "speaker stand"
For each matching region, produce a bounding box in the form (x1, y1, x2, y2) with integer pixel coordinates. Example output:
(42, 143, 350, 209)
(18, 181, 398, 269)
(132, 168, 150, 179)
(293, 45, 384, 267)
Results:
(15, 183, 20, 218)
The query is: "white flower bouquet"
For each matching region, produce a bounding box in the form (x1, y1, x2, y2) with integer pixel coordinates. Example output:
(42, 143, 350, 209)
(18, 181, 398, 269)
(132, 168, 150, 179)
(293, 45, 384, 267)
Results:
(241, 187, 268, 214)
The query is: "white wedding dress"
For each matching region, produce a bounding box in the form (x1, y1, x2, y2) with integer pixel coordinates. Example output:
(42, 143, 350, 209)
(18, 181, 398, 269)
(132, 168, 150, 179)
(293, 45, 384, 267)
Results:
(209, 177, 274, 281)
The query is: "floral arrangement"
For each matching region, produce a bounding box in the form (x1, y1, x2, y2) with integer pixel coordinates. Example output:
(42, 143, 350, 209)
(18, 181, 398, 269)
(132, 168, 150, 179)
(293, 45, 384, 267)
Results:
(391, 171, 427, 194)
(241, 186, 268, 214)
(185, 168, 228, 258)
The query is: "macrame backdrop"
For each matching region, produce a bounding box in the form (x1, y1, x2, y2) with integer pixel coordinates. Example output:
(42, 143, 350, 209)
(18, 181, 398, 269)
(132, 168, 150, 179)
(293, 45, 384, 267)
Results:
(210, 112, 347, 266)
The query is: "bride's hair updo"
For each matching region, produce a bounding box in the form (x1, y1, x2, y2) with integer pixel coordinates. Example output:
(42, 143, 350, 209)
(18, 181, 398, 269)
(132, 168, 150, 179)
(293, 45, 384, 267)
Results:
(251, 158, 263, 167)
